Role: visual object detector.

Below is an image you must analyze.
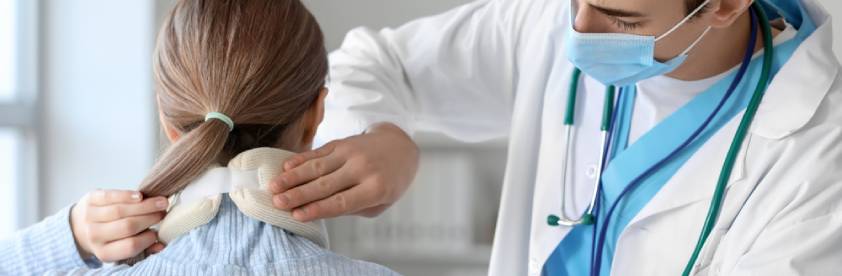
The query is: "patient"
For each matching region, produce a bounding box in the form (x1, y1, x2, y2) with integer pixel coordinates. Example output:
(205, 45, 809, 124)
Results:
(0, 0, 397, 274)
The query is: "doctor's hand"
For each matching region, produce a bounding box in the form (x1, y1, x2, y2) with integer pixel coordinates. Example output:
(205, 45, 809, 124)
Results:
(69, 190, 168, 262)
(269, 122, 419, 222)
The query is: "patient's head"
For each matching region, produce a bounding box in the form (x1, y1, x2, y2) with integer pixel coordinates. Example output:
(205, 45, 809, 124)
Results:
(140, 0, 328, 197)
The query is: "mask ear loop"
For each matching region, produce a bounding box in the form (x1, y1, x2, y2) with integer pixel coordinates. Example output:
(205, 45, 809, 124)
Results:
(655, 0, 713, 42)
(679, 26, 712, 56)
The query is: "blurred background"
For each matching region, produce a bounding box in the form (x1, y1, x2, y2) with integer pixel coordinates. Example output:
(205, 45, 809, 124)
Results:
(0, 0, 840, 275)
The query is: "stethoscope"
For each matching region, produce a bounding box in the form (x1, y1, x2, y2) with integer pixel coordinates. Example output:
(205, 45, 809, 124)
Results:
(546, 3, 775, 276)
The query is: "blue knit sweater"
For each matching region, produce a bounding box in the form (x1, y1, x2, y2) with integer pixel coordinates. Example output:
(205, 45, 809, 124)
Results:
(0, 195, 398, 275)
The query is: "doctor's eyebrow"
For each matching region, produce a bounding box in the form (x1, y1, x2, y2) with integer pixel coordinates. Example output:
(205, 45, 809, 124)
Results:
(588, 3, 646, 17)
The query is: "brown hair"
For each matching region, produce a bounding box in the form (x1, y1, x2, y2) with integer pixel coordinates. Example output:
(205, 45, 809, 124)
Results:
(685, 0, 711, 19)
(139, 0, 327, 198)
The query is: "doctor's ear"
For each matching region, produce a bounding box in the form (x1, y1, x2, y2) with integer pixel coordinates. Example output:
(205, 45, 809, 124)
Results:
(705, 0, 754, 28)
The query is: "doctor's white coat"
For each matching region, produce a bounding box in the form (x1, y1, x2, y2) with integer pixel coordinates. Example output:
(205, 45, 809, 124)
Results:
(316, 0, 842, 275)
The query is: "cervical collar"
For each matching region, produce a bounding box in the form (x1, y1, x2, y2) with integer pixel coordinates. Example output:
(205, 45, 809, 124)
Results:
(157, 147, 328, 248)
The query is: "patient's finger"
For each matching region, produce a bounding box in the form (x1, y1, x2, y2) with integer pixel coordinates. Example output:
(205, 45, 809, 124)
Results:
(88, 197, 169, 222)
(89, 190, 143, 206)
(97, 230, 158, 262)
(97, 213, 165, 243)
(271, 154, 344, 193)
(145, 242, 166, 255)
(273, 169, 354, 210)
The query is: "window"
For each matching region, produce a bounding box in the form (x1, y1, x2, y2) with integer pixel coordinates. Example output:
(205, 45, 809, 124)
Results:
(0, 0, 17, 102)
(0, 129, 19, 237)
(0, 0, 38, 238)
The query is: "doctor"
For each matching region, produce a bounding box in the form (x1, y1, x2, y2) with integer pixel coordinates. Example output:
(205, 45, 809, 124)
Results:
(268, 0, 842, 275)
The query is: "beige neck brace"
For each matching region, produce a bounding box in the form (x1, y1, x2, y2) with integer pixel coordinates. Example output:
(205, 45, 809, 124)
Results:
(156, 147, 329, 248)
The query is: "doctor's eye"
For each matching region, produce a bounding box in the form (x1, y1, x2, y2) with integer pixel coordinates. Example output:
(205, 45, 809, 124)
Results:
(610, 17, 642, 31)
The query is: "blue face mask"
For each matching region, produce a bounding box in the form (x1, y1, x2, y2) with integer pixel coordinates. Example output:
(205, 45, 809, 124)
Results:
(565, 0, 712, 86)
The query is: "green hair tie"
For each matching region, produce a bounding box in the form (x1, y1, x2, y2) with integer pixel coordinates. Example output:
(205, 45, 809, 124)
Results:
(204, 112, 234, 132)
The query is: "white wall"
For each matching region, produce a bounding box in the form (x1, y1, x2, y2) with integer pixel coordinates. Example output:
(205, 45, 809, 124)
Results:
(304, 0, 474, 50)
(818, 0, 842, 60)
(40, 0, 157, 215)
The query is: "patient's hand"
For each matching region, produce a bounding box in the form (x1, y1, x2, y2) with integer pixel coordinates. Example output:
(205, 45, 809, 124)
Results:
(69, 190, 168, 262)
(269, 122, 419, 222)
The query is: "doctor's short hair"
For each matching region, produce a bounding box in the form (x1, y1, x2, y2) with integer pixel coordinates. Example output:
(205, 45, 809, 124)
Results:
(140, 0, 327, 198)
(685, 0, 711, 18)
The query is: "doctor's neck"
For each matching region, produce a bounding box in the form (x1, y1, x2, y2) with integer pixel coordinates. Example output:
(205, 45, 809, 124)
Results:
(666, 6, 781, 81)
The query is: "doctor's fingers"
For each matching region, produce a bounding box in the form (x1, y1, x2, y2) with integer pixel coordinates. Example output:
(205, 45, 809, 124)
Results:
(270, 152, 345, 194)
(353, 203, 392, 218)
(94, 230, 159, 263)
(90, 212, 165, 244)
(86, 189, 144, 206)
(272, 168, 355, 210)
(283, 141, 339, 171)
(290, 181, 385, 222)
(87, 197, 169, 222)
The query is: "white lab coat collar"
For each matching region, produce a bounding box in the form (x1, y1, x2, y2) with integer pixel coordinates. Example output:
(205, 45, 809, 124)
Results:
(752, 0, 839, 139)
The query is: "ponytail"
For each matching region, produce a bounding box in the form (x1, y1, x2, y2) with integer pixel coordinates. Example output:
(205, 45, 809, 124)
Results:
(118, 119, 230, 265)
(139, 119, 230, 197)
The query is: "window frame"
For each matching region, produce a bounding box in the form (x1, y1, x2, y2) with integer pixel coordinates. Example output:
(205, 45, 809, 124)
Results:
(0, 0, 40, 232)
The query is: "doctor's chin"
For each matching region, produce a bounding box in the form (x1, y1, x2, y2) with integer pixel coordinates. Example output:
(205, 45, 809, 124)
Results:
(2, 0, 842, 275)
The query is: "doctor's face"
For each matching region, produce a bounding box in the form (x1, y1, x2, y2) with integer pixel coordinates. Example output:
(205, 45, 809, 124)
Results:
(572, 0, 719, 61)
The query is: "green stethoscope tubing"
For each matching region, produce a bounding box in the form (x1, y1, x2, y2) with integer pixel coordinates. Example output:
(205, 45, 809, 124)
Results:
(683, 3, 774, 275)
(548, 83, 616, 227)
(547, 2, 775, 274)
